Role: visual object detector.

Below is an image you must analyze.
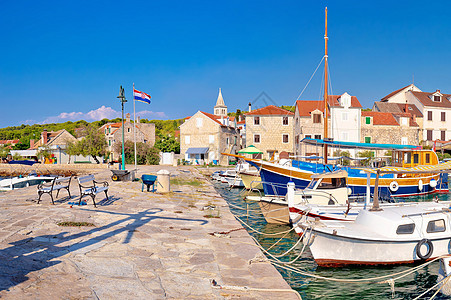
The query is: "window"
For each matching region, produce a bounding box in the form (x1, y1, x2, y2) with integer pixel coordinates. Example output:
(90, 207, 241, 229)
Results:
(127, 128, 130, 133)
(108, 140, 111, 146)
(442, 112, 446, 122)
(434, 95, 441, 102)
(105, 129, 107, 134)
(442, 130, 446, 141)
(196, 118, 203, 128)
(427, 130, 433, 141)
(342, 112, 348, 121)
(413, 153, 419, 164)
(427, 219, 446, 233)
(185, 136, 190, 144)
(209, 135, 215, 144)
(282, 117, 289, 126)
(396, 224, 415, 234)
(313, 114, 322, 124)
(404, 152, 412, 164)
(401, 137, 408, 145)
(234, 136, 237, 145)
(364, 136, 371, 143)
(365, 117, 371, 124)
(283, 134, 289, 143)
(426, 153, 430, 164)
(341, 132, 348, 141)
(226, 138, 229, 145)
(314, 134, 321, 140)
(428, 111, 433, 121)
(254, 134, 260, 143)
(305, 135, 312, 139)
(254, 117, 260, 125)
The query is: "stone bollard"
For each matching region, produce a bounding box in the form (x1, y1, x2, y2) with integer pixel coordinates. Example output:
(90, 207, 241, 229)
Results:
(157, 169, 171, 193)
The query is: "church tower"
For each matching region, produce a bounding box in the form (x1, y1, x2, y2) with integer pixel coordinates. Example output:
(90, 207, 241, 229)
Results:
(214, 88, 227, 117)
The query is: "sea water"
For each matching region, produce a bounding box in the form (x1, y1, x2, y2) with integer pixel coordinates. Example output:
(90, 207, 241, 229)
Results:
(213, 181, 451, 300)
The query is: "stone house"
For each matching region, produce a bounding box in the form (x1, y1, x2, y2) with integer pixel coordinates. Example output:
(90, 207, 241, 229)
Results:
(376, 84, 451, 146)
(179, 89, 240, 165)
(245, 105, 294, 160)
(99, 114, 156, 162)
(29, 129, 95, 164)
(361, 111, 419, 146)
(294, 93, 362, 157)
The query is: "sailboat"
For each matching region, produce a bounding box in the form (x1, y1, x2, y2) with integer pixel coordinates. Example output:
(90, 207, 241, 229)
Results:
(225, 7, 448, 199)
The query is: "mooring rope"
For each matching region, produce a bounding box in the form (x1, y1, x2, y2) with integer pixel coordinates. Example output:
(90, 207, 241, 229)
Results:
(210, 279, 302, 299)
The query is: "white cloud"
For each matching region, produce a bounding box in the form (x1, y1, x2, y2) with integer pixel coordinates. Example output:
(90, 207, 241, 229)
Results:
(40, 106, 168, 124)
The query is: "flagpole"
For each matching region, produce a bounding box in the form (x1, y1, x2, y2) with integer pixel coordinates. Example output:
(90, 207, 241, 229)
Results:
(133, 83, 137, 171)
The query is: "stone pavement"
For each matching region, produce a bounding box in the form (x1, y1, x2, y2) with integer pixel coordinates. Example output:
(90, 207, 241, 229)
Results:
(0, 165, 300, 299)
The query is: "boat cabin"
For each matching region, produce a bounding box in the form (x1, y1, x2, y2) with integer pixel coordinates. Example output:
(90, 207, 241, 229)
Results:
(392, 149, 438, 168)
(301, 170, 349, 205)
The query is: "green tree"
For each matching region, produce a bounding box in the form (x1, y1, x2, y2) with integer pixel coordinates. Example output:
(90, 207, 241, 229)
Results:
(67, 125, 107, 163)
(114, 141, 160, 165)
(155, 135, 180, 153)
(333, 150, 351, 166)
(0, 146, 9, 159)
(357, 150, 375, 166)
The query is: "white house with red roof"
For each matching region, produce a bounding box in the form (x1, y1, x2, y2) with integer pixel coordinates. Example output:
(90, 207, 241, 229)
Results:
(294, 92, 362, 157)
(180, 89, 239, 165)
(378, 84, 451, 145)
(244, 105, 294, 160)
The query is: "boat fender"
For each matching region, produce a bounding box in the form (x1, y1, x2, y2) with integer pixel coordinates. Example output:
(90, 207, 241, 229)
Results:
(416, 239, 433, 260)
(430, 179, 437, 188)
(389, 181, 399, 192)
(418, 180, 424, 191)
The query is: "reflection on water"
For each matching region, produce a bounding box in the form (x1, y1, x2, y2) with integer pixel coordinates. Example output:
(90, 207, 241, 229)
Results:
(213, 181, 451, 300)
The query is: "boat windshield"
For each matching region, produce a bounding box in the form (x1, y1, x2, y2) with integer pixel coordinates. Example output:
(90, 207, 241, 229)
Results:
(306, 179, 318, 189)
(317, 177, 347, 189)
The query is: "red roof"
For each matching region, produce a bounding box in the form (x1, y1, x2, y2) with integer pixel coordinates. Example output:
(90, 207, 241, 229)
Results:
(0, 139, 19, 145)
(381, 84, 413, 101)
(410, 91, 451, 108)
(362, 111, 399, 126)
(245, 105, 294, 116)
(296, 95, 362, 117)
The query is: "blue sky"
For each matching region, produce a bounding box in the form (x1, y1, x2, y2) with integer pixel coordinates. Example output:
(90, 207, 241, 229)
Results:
(1, 1, 451, 128)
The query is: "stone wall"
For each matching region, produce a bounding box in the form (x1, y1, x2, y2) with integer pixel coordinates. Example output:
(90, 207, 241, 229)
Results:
(245, 115, 293, 160)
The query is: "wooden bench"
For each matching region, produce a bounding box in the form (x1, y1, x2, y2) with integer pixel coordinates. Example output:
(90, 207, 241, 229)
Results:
(77, 175, 109, 207)
(37, 176, 73, 205)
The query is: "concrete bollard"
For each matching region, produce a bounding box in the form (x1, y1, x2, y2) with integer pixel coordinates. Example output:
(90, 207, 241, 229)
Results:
(157, 169, 171, 193)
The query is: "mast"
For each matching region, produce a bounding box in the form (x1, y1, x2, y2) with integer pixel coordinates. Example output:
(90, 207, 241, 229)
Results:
(324, 7, 329, 165)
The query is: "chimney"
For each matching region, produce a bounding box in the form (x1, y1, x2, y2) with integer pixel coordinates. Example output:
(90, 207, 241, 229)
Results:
(137, 116, 141, 123)
(248, 102, 252, 112)
(42, 129, 48, 145)
(436, 89, 441, 93)
(126, 113, 131, 123)
(30, 139, 35, 149)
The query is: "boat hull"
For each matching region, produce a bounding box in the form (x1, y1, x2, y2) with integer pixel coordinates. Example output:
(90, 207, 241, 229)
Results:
(250, 160, 439, 198)
(305, 230, 450, 267)
(240, 172, 263, 190)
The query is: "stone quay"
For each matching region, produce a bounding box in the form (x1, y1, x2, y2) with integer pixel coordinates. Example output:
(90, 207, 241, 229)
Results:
(0, 165, 299, 299)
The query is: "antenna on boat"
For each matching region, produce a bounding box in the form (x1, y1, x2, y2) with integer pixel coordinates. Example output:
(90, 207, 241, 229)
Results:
(324, 7, 329, 165)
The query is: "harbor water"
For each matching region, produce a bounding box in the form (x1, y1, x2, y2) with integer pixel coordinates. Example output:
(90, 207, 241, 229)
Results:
(213, 181, 451, 299)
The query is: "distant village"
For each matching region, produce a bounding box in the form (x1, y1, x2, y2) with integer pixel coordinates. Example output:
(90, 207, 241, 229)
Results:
(1, 84, 451, 166)
(180, 84, 451, 165)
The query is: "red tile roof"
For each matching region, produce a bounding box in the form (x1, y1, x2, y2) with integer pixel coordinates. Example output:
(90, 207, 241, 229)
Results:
(295, 95, 362, 117)
(410, 91, 451, 108)
(374, 102, 423, 118)
(381, 84, 413, 101)
(362, 111, 399, 126)
(245, 105, 294, 116)
(296, 100, 325, 117)
(0, 139, 19, 145)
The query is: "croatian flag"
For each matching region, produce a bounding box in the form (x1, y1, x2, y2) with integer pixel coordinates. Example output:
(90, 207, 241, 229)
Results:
(133, 89, 151, 104)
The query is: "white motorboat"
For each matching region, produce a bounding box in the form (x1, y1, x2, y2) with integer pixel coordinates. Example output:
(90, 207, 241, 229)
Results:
(289, 165, 451, 267)
(0, 173, 56, 191)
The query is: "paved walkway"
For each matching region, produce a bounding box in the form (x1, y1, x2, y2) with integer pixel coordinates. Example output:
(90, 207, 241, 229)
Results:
(0, 166, 299, 299)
